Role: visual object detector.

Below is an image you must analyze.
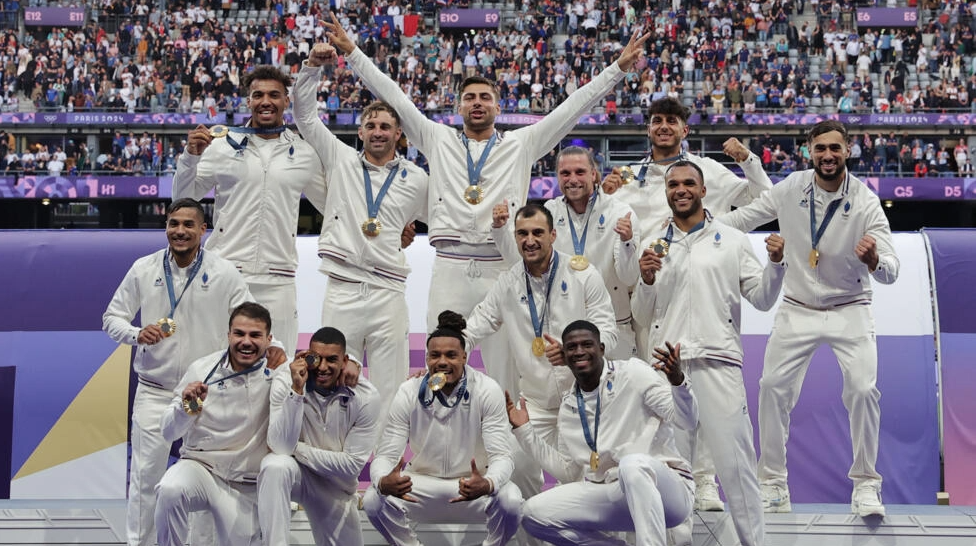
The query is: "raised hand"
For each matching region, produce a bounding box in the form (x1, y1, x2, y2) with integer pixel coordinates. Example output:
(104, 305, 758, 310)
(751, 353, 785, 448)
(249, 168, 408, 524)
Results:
(505, 390, 530, 429)
(652, 341, 684, 386)
(544, 333, 564, 367)
(450, 458, 493, 502)
(765, 233, 785, 263)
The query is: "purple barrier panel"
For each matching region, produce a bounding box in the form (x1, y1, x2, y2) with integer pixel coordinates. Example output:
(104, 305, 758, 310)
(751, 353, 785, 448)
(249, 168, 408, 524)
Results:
(0, 231, 163, 331)
(742, 334, 939, 504)
(923, 228, 976, 505)
(856, 8, 918, 27)
(0, 366, 13, 498)
(23, 7, 86, 26)
(438, 9, 501, 28)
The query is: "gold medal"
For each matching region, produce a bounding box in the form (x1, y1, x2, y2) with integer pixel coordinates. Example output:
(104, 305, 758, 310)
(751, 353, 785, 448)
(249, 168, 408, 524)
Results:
(569, 254, 589, 271)
(157, 317, 177, 337)
(809, 248, 819, 269)
(651, 238, 670, 258)
(209, 125, 229, 138)
(619, 166, 635, 185)
(463, 184, 484, 205)
(361, 217, 382, 237)
(182, 396, 203, 415)
(532, 337, 546, 357)
(428, 371, 448, 392)
(304, 353, 321, 367)
(590, 450, 599, 471)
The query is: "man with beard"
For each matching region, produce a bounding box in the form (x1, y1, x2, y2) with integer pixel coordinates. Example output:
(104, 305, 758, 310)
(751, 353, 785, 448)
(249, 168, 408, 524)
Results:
(720, 120, 899, 517)
(293, 42, 427, 412)
(362, 311, 522, 546)
(493, 147, 640, 360)
(155, 302, 277, 546)
(507, 320, 697, 546)
(174, 66, 328, 358)
(323, 13, 648, 406)
(103, 199, 280, 546)
(633, 160, 786, 546)
(258, 327, 380, 546)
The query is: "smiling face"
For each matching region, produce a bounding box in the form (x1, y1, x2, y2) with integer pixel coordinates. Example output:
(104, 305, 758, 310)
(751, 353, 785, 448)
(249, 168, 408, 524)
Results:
(809, 129, 850, 186)
(306, 341, 347, 391)
(358, 108, 401, 164)
(562, 328, 604, 389)
(425, 335, 467, 392)
(226, 315, 271, 371)
(165, 206, 206, 264)
(557, 153, 596, 209)
(647, 112, 689, 155)
(665, 164, 706, 220)
(515, 210, 556, 274)
(458, 82, 500, 135)
(247, 78, 289, 130)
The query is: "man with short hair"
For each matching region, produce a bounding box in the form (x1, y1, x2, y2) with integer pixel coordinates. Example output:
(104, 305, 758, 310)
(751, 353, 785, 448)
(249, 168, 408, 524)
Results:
(258, 327, 380, 546)
(293, 41, 427, 409)
(323, 13, 648, 402)
(174, 65, 328, 358)
(102, 199, 268, 546)
(155, 302, 278, 546)
(720, 120, 899, 517)
(508, 320, 697, 546)
(634, 160, 786, 546)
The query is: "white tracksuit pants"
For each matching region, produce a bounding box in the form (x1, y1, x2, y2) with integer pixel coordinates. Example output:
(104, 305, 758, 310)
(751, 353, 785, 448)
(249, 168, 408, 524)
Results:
(362, 473, 523, 546)
(128, 384, 175, 546)
(757, 303, 882, 489)
(248, 279, 298, 358)
(522, 453, 693, 546)
(675, 358, 765, 546)
(155, 459, 260, 546)
(258, 454, 361, 546)
(322, 277, 409, 419)
(427, 255, 516, 397)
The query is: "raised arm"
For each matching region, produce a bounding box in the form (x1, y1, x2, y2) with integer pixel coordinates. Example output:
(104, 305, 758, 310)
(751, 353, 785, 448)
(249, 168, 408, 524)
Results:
(739, 233, 786, 312)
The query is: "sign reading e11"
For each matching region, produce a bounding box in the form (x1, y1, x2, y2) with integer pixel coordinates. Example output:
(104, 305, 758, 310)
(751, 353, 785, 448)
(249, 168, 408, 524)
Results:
(23, 7, 86, 27)
(439, 9, 500, 29)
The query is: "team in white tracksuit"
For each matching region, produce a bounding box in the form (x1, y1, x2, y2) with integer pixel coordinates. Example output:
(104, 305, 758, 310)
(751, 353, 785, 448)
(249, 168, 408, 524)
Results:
(173, 123, 326, 358)
(719, 168, 898, 504)
(632, 213, 785, 546)
(258, 358, 381, 546)
(494, 194, 640, 360)
(292, 62, 427, 406)
(103, 246, 254, 546)
(155, 349, 276, 546)
(515, 356, 698, 546)
(362, 365, 522, 546)
(342, 40, 633, 400)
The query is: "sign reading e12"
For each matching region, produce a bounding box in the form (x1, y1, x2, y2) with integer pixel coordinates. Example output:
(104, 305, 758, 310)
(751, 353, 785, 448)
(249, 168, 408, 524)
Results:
(438, 9, 501, 29)
(23, 7, 86, 27)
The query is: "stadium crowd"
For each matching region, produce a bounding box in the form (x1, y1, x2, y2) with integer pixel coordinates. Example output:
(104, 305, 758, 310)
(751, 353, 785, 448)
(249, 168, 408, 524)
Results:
(0, 0, 973, 177)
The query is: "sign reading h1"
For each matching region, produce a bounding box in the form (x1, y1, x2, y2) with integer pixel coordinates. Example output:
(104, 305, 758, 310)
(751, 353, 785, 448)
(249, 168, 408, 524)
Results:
(438, 9, 500, 29)
(23, 7, 86, 27)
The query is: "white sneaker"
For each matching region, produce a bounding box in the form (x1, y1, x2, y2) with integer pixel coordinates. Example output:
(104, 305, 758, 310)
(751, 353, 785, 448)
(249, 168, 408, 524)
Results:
(761, 484, 792, 513)
(694, 479, 725, 511)
(851, 484, 886, 517)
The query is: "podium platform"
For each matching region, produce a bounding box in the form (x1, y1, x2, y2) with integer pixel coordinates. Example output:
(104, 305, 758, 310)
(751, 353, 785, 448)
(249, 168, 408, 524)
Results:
(0, 499, 974, 545)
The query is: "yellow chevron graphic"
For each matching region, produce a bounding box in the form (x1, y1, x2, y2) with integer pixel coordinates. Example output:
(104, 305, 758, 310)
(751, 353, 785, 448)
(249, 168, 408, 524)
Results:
(14, 344, 130, 479)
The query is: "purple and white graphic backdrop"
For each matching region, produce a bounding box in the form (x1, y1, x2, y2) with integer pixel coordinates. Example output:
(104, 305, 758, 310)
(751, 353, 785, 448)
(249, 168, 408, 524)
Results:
(0, 231, 964, 504)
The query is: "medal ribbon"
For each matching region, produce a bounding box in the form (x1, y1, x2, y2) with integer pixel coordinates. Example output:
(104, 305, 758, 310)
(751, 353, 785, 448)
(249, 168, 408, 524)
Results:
(524, 252, 560, 341)
(418, 371, 468, 408)
(310, 383, 355, 398)
(808, 173, 848, 253)
(566, 192, 598, 256)
(575, 383, 601, 462)
(162, 249, 205, 319)
(663, 212, 709, 245)
(461, 132, 498, 187)
(225, 124, 288, 152)
(362, 160, 400, 221)
(202, 351, 267, 386)
(636, 151, 686, 187)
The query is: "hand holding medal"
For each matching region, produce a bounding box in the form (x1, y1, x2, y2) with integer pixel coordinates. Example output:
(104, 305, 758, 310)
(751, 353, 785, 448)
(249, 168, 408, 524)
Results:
(288, 352, 312, 394)
(181, 381, 208, 415)
(638, 245, 666, 285)
(137, 323, 167, 345)
(185, 124, 215, 156)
